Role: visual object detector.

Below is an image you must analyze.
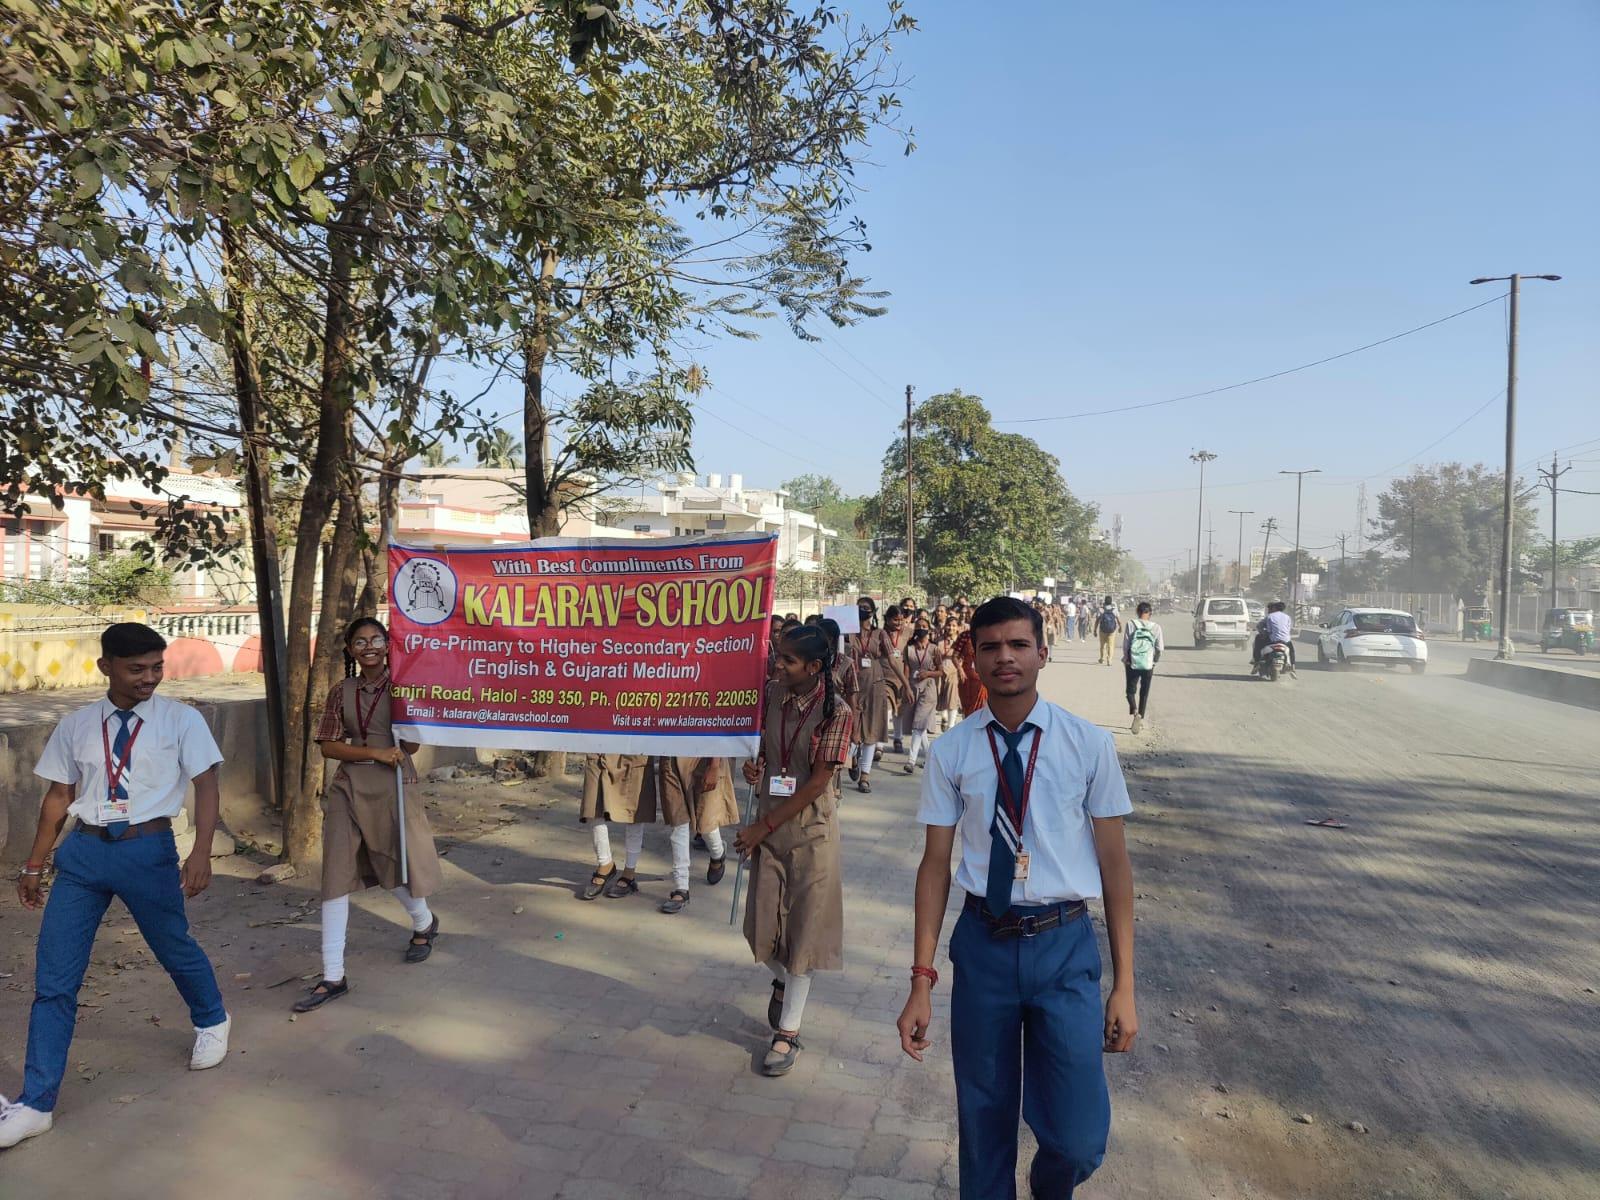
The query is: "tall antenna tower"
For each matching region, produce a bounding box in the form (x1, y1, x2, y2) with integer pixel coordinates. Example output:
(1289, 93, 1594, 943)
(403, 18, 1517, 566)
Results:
(1356, 483, 1368, 555)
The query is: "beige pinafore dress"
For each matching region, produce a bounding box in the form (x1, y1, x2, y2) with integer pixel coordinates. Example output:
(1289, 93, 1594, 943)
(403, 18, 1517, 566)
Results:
(743, 681, 851, 975)
(637, 756, 742, 833)
(853, 629, 890, 745)
(320, 677, 443, 901)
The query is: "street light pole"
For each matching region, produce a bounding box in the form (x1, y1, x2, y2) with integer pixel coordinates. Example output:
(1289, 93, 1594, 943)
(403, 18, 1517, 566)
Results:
(1280, 469, 1321, 615)
(904, 384, 915, 596)
(1190, 450, 1216, 598)
(1228, 510, 1254, 592)
(1470, 272, 1561, 658)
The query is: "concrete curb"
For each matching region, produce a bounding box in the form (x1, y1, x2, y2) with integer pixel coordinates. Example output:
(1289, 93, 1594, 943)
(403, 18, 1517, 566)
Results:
(1465, 656, 1600, 712)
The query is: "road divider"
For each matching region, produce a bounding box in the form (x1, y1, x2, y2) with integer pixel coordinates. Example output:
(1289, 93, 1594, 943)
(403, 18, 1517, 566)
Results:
(1465, 657, 1600, 712)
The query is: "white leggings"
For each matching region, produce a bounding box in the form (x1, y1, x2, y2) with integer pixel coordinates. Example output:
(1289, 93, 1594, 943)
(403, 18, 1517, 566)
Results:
(592, 821, 645, 870)
(667, 823, 725, 891)
(320, 887, 433, 982)
(764, 957, 813, 1032)
(855, 743, 877, 777)
(907, 728, 930, 766)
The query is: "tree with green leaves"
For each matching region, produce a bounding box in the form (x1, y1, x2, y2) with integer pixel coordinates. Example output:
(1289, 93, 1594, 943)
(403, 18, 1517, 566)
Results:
(864, 390, 1114, 597)
(1373, 464, 1538, 598)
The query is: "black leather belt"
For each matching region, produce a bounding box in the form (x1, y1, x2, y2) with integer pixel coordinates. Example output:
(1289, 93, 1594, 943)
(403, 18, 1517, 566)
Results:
(965, 893, 1086, 939)
(75, 817, 173, 842)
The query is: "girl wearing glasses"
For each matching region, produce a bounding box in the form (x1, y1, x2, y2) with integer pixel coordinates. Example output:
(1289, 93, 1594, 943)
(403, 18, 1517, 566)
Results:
(293, 617, 443, 1012)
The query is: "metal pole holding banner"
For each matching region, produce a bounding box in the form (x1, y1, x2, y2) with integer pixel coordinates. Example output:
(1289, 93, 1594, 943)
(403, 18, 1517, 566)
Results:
(729, 781, 759, 926)
(395, 762, 409, 887)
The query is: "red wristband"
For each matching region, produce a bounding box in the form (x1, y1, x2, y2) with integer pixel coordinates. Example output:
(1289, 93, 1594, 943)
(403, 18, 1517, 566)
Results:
(911, 965, 939, 986)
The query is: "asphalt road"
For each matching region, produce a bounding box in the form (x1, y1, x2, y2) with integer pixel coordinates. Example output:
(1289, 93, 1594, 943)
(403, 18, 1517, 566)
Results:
(1055, 625, 1600, 1199)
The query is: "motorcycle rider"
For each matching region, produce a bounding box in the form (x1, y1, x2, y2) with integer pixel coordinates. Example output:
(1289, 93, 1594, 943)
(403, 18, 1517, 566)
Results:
(1252, 600, 1295, 670)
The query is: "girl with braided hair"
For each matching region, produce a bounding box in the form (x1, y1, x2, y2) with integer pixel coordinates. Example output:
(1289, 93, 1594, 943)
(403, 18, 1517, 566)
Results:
(736, 623, 853, 1077)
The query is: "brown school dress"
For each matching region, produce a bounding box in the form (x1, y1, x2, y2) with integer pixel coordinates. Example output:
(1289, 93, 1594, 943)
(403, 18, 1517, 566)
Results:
(938, 642, 962, 713)
(320, 675, 443, 901)
(638, 757, 742, 833)
(902, 642, 941, 731)
(743, 680, 852, 975)
(580, 754, 649, 823)
(850, 630, 889, 745)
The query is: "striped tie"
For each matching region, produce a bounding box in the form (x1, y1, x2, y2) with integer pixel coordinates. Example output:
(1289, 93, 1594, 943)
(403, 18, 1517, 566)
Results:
(107, 709, 135, 839)
(984, 722, 1032, 917)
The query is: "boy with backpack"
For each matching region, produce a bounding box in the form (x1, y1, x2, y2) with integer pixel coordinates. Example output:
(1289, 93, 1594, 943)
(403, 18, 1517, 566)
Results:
(1122, 602, 1164, 733)
(1095, 597, 1121, 665)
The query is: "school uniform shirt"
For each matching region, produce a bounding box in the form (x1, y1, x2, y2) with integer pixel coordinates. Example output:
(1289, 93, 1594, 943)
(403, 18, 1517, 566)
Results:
(35, 695, 224, 826)
(917, 696, 1132, 906)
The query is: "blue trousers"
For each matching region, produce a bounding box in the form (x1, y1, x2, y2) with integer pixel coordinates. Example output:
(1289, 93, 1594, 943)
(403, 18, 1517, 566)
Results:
(949, 905, 1110, 1200)
(20, 828, 226, 1112)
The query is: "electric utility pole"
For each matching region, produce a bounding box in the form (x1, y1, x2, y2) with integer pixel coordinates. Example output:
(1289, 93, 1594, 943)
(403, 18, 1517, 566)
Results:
(1470, 271, 1562, 658)
(1259, 517, 1279, 588)
(904, 384, 915, 596)
(1190, 450, 1216, 598)
(1538, 453, 1571, 610)
(1281, 469, 1321, 615)
(1228, 510, 1254, 592)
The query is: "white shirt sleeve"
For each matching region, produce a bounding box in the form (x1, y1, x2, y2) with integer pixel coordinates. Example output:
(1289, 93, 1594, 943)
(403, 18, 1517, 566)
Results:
(1156, 623, 1166, 652)
(1084, 729, 1133, 819)
(34, 717, 82, 786)
(916, 737, 962, 827)
(177, 707, 225, 779)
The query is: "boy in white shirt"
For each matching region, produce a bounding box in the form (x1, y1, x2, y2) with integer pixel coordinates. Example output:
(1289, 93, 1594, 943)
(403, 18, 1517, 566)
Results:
(2, 623, 231, 1150)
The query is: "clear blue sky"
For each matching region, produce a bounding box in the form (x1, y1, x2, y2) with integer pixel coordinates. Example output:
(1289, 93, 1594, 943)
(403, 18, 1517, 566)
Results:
(556, 2, 1600, 574)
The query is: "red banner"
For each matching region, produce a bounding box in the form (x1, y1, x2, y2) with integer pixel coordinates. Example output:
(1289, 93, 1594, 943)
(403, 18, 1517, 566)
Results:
(387, 534, 776, 756)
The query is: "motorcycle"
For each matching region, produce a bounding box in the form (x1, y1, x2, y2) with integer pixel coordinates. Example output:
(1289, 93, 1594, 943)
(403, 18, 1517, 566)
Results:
(1254, 642, 1296, 682)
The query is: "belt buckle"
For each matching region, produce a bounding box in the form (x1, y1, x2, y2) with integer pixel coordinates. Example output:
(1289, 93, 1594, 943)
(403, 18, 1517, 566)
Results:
(1018, 915, 1040, 938)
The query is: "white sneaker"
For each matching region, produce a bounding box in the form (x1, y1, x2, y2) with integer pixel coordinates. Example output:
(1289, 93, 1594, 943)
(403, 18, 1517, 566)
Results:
(1132, 713, 1143, 734)
(0, 1096, 52, 1149)
(190, 1014, 231, 1071)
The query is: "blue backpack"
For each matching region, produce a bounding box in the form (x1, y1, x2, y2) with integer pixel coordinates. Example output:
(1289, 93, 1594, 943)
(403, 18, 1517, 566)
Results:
(1098, 608, 1118, 635)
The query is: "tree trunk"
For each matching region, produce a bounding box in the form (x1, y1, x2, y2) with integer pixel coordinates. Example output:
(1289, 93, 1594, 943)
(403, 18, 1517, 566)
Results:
(219, 225, 290, 813)
(282, 200, 367, 866)
(521, 247, 562, 539)
(523, 247, 563, 775)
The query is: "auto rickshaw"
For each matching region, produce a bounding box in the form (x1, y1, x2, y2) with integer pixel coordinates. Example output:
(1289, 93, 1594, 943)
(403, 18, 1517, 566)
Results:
(1539, 608, 1594, 655)
(1462, 605, 1493, 641)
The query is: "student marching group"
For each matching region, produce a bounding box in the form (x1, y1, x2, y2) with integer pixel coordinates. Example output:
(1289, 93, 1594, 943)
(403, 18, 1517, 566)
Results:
(3, 596, 1140, 1200)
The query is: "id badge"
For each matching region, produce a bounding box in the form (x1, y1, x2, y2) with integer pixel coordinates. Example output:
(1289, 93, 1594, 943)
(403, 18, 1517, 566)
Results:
(770, 774, 798, 797)
(860, 656, 872, 668)
(98, 795, 132, 825)
(1014, 851, 1030, 882)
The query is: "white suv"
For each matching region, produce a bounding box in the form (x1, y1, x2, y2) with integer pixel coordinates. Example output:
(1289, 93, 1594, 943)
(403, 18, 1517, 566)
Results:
(1193, 596, 1251, 649)
(1317, 607, 1428, 673)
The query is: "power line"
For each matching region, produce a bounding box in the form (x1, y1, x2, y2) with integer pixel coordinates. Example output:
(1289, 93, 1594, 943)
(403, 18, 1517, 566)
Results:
(996, 294, 1507, 425)
(803, 340, 900, 414)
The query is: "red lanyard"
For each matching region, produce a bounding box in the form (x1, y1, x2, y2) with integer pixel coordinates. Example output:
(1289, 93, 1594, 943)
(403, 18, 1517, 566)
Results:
(986, 725, 1042, 834)
(101, 710, 144, 799)
(778, 684, 823, 773)
(355, 674, 389, 742)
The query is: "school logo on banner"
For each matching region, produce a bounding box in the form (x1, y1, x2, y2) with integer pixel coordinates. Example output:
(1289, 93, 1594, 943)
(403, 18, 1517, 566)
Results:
(393, 557, 457, 626)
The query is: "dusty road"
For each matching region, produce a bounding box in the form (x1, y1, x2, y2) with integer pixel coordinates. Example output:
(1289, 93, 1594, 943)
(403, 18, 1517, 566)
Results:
(1, 637, 1595, 1199)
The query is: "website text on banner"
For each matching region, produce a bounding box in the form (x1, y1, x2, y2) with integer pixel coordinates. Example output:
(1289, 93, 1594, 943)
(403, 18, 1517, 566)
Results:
(387, 534, 777, 756)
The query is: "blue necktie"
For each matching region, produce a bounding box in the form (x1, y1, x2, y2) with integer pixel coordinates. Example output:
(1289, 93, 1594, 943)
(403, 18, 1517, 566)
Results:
(107, 709, 135, 838)
(985, 722, 1032, 917)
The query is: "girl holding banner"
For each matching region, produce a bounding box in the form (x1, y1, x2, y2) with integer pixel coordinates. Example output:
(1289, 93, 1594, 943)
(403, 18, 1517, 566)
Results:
(735, 624, 853, 1077)
(295, 618, 443, 1013)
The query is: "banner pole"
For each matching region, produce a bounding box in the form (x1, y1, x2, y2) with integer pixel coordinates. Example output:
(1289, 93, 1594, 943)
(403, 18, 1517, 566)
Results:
(729, 780, 758, 926)
(395, 762, 409, 887)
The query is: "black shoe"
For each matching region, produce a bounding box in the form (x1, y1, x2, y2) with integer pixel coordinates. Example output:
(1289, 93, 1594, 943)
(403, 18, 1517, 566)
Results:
(604, 872, 639, 899)
(848, 763, 860, 782)
(706, 855, 727, 886)
(692, 833, 707, 851)
(404, 915, 439, 963)
(658, 889, 690, 915)
(292, 978, 349, 1013)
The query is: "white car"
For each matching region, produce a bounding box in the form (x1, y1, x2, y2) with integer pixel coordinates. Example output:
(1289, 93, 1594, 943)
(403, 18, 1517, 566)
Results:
(1317, 607, 1428, 673)
(1193, 596, 1251, 648)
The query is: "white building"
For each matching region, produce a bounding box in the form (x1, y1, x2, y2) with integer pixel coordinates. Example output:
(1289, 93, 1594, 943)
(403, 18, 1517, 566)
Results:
(2, 471, 248, 605)
(396, 467, 636, 544)
(604, 473, 835, 571)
